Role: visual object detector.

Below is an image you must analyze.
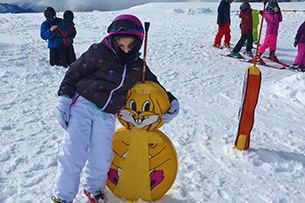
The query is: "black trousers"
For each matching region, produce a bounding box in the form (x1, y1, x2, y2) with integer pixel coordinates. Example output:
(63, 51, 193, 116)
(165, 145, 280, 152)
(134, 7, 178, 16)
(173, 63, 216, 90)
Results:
(49, 48, 61, 66)
(232, 30, 253, 53)
(59, 44, 76, 68)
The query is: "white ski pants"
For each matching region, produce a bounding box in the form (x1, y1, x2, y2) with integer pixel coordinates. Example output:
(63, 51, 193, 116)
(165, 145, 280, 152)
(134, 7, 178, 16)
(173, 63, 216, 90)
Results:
(54, 95, 116, 201)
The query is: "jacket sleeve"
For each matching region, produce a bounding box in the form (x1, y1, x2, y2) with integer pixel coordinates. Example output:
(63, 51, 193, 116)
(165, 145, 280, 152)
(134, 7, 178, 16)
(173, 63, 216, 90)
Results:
(217, 3, 225, 24)
(40, 22, 53, 40)
(275, 13, 282, 23)
(264, 12, 281, 25)
(295, 22, 305, 42)
(57, 44, 100, 97)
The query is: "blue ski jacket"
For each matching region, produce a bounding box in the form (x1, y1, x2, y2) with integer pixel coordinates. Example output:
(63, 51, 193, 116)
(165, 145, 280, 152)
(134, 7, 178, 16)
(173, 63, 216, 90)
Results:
(40, 18, 61, 49)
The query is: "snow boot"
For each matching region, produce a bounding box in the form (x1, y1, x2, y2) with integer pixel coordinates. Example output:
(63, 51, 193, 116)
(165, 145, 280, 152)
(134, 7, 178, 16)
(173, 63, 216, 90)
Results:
(224, 43, 230, 48)
(84, 189, 106, 203)
(269, 51, 279, 62)
(213, 44, 221, 48)
(51, 196, 72, 203)
(244, 51, 253, 57)
(290, 64, 305, 72)
(231, 52, 242, 58)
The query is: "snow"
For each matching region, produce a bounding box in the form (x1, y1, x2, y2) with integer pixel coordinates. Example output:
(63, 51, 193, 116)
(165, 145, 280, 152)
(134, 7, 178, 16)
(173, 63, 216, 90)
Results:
(1, 2, 305, 203)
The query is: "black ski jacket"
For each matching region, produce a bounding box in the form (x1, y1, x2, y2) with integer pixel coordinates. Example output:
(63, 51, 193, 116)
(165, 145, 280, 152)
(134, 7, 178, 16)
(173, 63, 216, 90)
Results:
(58, 36, 175, 114)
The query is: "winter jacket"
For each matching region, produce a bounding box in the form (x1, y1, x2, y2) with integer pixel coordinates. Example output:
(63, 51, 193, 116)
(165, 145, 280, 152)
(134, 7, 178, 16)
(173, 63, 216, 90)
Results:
(55, 19, 77, 47)
(58, 36, 175, 114)
(217, 0, 231, 25)
(264, 11, 282, 35)
(295, 21, 305, 43)
(252, 10, 260, 27)
(239, 9, 252, 35)
(40, 18, 61, 49)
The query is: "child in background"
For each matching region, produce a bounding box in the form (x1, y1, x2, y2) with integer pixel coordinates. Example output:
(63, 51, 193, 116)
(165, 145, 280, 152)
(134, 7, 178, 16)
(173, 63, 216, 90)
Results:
(290, 20, 305, 71)
(231, 2, 253, 58)
(257, 1, 282, 64)
(55, 10, 77, 68)
(213, 0, 234, 48)
(40, 7, 62, 66)
(244, 9, 260, 46)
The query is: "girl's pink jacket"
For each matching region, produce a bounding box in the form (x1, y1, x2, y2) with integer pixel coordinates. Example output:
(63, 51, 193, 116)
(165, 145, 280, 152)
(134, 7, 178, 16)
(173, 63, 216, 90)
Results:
(264, 11, 282, 35)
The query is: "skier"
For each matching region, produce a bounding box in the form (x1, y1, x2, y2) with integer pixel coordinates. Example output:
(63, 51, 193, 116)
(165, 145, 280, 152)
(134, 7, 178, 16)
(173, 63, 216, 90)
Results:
(243, 9, 260, 47)
(55, 10, 77, 68)
(213, 0, 234, 48)
(257, 1, 282, 64)
(290, 20, 305, 71)
(231, 2, 253, 58)
(51, 14, 180, 203)
(40, 7, 62, 66)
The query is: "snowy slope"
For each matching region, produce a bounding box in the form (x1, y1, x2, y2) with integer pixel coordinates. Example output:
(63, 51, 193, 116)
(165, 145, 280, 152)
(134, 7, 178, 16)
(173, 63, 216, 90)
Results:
(0, 2, 305, 203)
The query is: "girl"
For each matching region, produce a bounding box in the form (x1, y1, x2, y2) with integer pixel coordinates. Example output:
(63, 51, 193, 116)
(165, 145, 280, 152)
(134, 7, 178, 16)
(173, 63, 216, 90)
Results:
(257, 1, 282, 64)
(290, 20, 305, 71)
(51, 14, 179, 203)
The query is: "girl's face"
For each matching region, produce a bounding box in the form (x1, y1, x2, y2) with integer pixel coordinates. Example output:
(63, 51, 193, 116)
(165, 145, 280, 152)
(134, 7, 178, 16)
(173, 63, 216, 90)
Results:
(116, 37, 136, 53)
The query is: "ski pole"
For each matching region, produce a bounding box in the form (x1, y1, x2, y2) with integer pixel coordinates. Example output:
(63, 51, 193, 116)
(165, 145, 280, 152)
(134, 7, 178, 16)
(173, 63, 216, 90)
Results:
(141, 22, 150, 83)
(253, 0, 268, 67)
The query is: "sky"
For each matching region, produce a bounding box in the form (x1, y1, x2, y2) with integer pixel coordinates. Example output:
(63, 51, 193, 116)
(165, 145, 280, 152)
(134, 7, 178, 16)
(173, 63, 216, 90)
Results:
(0, 0, 216, 12)
(1, 1, 305, 203)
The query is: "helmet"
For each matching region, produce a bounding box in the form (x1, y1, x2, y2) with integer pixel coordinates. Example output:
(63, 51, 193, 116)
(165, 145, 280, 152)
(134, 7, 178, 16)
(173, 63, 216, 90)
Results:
(240, 2, 251, 11)
(44, 7, 56, 18)
(63, 10, 74, 20)
(266, 1, 279, 11)
(107, 14, 144, 40)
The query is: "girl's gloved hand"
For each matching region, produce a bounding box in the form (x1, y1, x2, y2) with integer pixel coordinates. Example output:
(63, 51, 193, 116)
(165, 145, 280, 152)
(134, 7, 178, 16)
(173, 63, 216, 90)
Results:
(56, 96, 72, 130)
(162, 100, 179, 123)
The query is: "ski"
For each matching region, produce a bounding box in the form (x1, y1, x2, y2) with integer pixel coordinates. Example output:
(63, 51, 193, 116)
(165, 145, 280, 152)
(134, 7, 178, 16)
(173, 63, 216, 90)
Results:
(212, 44, 232, 50)
(220, 53, 285, 69)
(238, 53, 288, 69)
(241, 58, 286, 70)
(220, 53, 303, 72)
(220, 53, 244, 59)
(262, 56, 289, 67)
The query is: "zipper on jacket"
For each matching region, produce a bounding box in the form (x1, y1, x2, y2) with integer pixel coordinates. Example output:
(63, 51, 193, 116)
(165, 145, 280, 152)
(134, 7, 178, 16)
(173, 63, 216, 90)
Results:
(101, 65, 127, 111)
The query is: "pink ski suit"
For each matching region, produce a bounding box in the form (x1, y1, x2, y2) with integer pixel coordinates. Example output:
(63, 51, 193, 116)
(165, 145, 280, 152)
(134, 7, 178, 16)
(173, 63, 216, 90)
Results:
(258, 11, 282, 54)
(294, 21, 305, 65)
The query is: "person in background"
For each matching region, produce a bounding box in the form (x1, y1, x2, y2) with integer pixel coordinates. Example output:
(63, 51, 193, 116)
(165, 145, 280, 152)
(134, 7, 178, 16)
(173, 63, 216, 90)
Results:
(40, 7, 62, 66)
(257, 1, 282, 64)
(51, 14, 180, 203)
(244, 9, 260, 46)
(213, 0, 234, 48)
(231, 1, 253, 58)
(290, 20, 305, 71)
(55, 10, 77, 68)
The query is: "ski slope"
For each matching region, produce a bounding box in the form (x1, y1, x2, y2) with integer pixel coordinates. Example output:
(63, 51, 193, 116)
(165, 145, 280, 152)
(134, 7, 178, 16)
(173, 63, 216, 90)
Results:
(0, 2, 305, 203)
